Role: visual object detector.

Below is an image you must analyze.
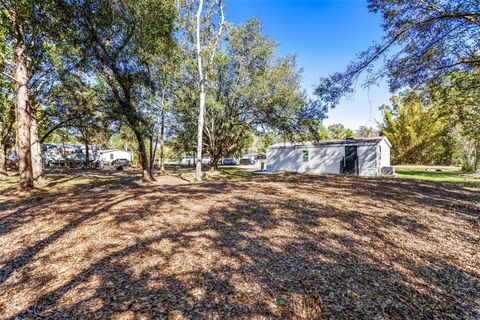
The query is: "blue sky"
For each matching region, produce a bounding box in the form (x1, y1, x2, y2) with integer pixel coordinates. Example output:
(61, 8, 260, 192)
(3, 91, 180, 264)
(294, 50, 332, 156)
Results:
(226, 0, 392, 130)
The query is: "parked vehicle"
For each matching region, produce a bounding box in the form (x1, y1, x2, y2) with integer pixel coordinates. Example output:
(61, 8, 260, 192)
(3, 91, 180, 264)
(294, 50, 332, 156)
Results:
(222, 158, 238, 165)
(180, 157, 195, 166)
(112, 158, 130, 168)
(239, 158, 256, 165)
(5, 151, 18, 171)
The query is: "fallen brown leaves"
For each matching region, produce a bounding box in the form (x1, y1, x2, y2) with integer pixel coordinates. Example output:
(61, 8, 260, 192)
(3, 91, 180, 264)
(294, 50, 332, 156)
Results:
(0, 173, 479, 319)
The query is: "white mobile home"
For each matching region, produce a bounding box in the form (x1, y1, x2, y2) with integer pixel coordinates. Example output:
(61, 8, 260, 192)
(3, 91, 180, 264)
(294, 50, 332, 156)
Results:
(100, 149, 132, 164)
(42, 143, 100, 167)
(267, 137, 391, 177)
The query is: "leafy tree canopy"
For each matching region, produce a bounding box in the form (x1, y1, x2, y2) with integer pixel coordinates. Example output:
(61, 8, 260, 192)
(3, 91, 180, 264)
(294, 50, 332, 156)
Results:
(316, 0, 480, 107)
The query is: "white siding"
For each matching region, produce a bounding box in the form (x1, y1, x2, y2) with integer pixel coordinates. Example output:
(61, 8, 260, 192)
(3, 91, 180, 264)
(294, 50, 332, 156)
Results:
(379, 139, 391, 167)
(268, 145, 344, 174)
(309, 146, 343, 174)
(267, 147, 310, 172)
(267, 138, 391, 177)
(100, 150, 132, 163)
(357, 145, 379, 176)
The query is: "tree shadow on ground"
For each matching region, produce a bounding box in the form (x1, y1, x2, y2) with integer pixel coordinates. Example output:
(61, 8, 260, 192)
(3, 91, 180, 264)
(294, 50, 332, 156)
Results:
(1, 174, 479, 319)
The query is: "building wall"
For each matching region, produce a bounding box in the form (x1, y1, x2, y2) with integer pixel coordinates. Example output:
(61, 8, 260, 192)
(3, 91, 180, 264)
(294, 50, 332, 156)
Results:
(100, 151, 132, 163)
(267, 145, 344, 174)
(379, 139, 391, 167)
(308, 146, 344, 174)
(267, 147, 311, 173)
(268, 142, 389, 177)
(357, 145, 379, 176)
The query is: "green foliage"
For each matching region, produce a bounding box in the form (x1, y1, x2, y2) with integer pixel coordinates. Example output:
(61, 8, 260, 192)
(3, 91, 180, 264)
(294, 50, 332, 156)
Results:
(173, 18, 324, 166)
(315, 0, 480, 108)
(380, 81, 480, 170)
(0, 48, 15, 151)
(428, 71, 480, 171)
(356, 126, 378, 138)
(327, 124, 354, 140)
(256, 132, 279, 154)
(380, 90, 445, 165)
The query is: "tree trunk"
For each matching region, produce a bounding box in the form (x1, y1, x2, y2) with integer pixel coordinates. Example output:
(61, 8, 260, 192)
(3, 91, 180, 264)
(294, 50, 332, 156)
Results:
(475, 141, 480, 173)
(444, 144, 453, 166)
(30, 113, 45, 185)
(195, 86, 206, 180)
(84, 139, 90, 169)
(195, 0, 205, 181)
(14, 32, 34, 190)
(0, 119, 6, 177)
(0, 142, 6, 178)
(149, 135, 153, 173)
(148, 134, 158, 174)
(209, 149, 221, 171)
(210, 157, 220, 171)
(133, 128, 154, 181)
(159, 111, 165, 172)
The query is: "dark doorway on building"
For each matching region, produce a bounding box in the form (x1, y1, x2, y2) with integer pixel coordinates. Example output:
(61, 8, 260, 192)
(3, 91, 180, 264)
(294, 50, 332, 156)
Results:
(343, 146, 358, 175)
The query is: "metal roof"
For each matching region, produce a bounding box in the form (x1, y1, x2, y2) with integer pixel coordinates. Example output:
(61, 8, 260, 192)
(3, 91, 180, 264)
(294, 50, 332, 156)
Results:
(99, 149, 132, 154)
(268, 137, 391, 149)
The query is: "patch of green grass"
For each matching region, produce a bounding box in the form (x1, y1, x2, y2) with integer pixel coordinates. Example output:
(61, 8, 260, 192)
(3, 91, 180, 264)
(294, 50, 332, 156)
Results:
(0, 176, 17, 188)
(219, 167, 253, 180)
(275, 296, 287, 307)
(395, 167, 480, 188)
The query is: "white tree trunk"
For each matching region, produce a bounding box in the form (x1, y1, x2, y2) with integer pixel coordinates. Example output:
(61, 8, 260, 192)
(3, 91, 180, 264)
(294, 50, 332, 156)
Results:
(30, 113, 45, 185)
(195, 0, 205, 181)
(194, 0, 224, 181)
(159, 111, 166, 172)
(0, 136, 6, 178)
(196, 85, 206, 180)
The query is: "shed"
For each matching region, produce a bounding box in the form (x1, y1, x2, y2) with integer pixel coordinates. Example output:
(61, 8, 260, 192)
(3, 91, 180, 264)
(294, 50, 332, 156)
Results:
(100, 149, 132, 163)
(266, 137, 391, 177)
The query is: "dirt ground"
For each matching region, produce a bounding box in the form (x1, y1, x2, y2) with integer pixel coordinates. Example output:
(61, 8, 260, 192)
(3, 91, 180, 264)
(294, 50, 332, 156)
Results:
(0, 173, 479, 319)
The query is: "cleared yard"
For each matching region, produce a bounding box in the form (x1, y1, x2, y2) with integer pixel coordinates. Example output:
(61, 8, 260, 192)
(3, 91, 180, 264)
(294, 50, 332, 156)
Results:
(395, 166, 480, 188)
(0, 173, 479, 319)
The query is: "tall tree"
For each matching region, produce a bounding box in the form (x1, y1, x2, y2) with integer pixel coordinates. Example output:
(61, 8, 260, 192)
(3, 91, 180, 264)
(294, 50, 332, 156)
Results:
(380, 90, 444, 165)
(144, 58, 178, 174)
(174, 19, 326, 169)
(1, 0, 75, 187)
(428, 71, 480, 171)
(1, 1, 37, 189)
(316, 0, 480, 107)
(189, 0, 225, 180)
(327, 123, 354, 140)
(54, 0, 175, 181)
(356, 126, 378, 138)
(0, 76, 15, 177)
(0, 27, 15, 177)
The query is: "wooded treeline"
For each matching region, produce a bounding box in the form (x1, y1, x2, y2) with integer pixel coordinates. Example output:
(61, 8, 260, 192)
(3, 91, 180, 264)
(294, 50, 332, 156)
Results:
(1, 0, 326, 189)
(1, 0, 479, 190)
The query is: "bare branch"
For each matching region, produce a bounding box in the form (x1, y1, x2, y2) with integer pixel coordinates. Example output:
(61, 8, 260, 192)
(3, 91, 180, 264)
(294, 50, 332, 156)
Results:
(0, 71, 17, 82)
(207, 0, 225, 67)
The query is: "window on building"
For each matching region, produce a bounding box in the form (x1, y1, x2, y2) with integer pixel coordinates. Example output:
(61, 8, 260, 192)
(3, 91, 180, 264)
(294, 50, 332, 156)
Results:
(302, 150, 309, 162)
